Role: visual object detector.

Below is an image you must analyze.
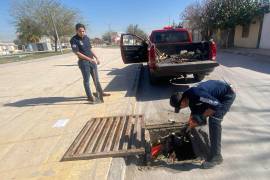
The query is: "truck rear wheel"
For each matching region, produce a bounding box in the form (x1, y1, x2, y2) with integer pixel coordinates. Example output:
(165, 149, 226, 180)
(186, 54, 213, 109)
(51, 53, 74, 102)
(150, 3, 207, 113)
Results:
(193, 74, 205, 82)
(149, 73, 159, 85)
(148, 68, 159, 85)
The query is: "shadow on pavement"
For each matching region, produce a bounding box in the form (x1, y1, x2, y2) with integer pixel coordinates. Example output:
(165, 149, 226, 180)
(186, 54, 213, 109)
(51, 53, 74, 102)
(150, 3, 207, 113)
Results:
(136, 65, 194, 102)
(103, 64, 142, 97)
(230, 106, 270, 113)
(150, 160, 201, 172)
(54, 64, 78, 67)
(4, 96, 87, 107)
(219, 52, 270, 75)
(126, 156, 201, 173)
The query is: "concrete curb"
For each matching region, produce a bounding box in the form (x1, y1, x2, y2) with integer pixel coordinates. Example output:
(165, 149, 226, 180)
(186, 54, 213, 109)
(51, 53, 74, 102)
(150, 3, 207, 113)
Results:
(131, 64, 144, 97)
(0, 52, 74, 68)
(107, 64, 144, 180)
(221, 49, 270, 59)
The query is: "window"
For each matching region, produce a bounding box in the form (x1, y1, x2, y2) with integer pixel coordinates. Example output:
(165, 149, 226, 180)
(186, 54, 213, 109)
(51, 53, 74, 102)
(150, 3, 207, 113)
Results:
(122, 35, 143, 46)
(242, 24, 250, 38)
(152, 31, 189, 43)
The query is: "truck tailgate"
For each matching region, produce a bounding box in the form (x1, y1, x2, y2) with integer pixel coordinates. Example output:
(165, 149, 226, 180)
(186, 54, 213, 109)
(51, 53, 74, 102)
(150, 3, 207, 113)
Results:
(153, 60, 219, 77)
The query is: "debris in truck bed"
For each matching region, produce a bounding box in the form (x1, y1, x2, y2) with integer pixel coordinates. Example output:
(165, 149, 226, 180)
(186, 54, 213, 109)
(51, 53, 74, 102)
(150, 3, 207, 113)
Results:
(158, 55, 198, 64)
(158, 49, 208, 64)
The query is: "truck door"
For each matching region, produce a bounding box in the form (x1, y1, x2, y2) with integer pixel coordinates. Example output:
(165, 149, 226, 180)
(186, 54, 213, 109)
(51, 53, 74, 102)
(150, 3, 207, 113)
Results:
(120, 34, 148, 64)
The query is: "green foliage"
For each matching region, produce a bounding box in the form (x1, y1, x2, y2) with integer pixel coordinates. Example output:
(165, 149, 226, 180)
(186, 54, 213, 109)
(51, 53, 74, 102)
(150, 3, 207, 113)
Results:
(183, 0, 267, 31)
(15, 18, 42, 44)
(126, 24, 148, 39)
(102, 31, 119, 45)
(10, 0, 79, 48)
(205, 0, 265, 29)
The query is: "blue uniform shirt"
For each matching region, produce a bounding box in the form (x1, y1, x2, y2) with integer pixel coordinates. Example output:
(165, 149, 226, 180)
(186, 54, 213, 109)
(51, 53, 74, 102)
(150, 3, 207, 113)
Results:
(183, 80, 232, 114)
(70, 34, 93, 60)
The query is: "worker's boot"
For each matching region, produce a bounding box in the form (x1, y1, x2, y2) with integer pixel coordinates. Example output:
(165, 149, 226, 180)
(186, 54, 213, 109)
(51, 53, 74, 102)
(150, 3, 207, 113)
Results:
(201, 117, 222, 169)
(87, 96, 101, 104)
(87, 96, 96, 104)
(93, 92, 104, 103)
(201, 154, 223, 169)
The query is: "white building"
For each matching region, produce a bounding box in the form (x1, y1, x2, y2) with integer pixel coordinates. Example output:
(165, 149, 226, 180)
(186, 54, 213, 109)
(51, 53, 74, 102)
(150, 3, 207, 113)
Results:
(260, 12, 270, 49)
(26, 36, 53, 52)
(0, 42, 18, 55)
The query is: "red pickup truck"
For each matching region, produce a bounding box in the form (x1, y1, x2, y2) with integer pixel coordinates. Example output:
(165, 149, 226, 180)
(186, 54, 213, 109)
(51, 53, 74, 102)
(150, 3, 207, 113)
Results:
(120, 26, 219, 84)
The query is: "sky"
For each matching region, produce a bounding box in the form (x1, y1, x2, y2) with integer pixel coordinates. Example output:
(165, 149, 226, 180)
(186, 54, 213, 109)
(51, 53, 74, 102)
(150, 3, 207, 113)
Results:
(0, 0, 197, 42)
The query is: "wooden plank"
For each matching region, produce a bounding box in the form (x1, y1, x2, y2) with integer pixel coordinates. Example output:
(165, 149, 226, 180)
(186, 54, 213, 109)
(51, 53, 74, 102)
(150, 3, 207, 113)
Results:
(113, 116, 128, 151)
(62, 148, 145, 161)
(75, 118, 101, 154)
(62, 120, 94, 157)
(62, 115, 146, 161)
(84, 117, 107, 153)
(94, 117, 114, 153)
(122, 115, 134, 150)
(146, 122, 187, 130)
(104, 116, 121, 152)
(140, 116, 146, 149)
(136, 115, 142, 148)
(130, 115, 138, 149)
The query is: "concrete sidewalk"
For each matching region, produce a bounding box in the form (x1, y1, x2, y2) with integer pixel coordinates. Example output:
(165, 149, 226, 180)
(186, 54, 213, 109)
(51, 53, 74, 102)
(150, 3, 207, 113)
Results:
(221, 48, 270, 59)
(0, 48, 141, 179)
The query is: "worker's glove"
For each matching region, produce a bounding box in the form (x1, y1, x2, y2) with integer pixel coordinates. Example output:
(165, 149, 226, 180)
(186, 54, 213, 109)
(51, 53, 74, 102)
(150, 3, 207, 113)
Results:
(188, 114, 206, 129)
(191, 114, 207, 126)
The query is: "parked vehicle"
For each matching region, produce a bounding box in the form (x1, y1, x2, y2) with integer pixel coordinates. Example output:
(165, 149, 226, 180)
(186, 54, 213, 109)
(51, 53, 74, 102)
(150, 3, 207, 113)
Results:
(120, 26, 219, 84)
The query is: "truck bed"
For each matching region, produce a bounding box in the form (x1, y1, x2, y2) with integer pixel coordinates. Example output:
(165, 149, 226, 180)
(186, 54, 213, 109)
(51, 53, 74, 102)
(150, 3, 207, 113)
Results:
(152, 60, 219, 77)
(151, 41, 218, 77)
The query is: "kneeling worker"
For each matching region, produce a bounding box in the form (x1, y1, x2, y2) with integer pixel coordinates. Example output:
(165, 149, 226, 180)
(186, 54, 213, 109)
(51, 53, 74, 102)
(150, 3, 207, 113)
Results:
(170, 80, 236, 169)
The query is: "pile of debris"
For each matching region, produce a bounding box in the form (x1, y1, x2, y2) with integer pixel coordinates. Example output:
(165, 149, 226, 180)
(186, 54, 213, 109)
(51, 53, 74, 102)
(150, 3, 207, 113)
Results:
(157, 49, 206, 64)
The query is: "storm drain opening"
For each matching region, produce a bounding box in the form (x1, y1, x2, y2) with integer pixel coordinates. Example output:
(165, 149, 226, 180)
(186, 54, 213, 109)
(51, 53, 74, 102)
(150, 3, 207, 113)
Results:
(61, 115, 146, 161)
(143, 122, 210, 166)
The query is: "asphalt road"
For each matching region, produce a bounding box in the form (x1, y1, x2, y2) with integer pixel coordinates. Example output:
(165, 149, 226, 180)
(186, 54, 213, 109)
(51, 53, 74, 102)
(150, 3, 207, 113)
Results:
(126, 52, 270, 180)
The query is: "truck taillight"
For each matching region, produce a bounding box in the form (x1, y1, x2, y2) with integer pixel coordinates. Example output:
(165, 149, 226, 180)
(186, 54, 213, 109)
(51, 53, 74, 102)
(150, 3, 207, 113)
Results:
(148, 45, 157, 69)
(149, 45, 156, 60)
(210, 41, 217, 61)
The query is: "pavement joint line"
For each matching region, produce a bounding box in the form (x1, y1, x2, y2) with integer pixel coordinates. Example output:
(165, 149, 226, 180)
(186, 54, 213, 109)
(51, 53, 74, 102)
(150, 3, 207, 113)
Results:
(0, 132, 75, 146)
(0, 53, 74, 68)
(0, 75, 83, 128)
(107, 64, 143, 180)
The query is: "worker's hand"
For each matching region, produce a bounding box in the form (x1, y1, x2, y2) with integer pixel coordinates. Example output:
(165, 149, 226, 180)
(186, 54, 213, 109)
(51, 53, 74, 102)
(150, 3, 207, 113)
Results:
(203, 108, 215, 117)
(168, 151, 176, 164)
(88, 58, 97, 64)
(189, 116, 199, 128)
(96, 58, 100, 65)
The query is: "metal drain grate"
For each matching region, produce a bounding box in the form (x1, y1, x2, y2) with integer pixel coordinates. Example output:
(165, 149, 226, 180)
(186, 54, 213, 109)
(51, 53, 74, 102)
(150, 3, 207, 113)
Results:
(62, 115, 145, 161)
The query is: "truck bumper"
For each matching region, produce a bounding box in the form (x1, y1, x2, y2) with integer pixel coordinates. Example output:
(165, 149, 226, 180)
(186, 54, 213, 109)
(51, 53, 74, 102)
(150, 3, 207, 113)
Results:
(151, 60, 219, 77)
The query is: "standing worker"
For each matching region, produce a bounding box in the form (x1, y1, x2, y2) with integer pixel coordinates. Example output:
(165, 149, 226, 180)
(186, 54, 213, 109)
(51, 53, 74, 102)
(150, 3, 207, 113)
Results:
(70, 23, 110, 103)
(170, 80, 236, 169)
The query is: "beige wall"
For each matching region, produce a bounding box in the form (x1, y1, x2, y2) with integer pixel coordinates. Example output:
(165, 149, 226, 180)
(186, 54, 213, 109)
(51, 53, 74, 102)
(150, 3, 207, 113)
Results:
(260, 13, 270, 49)
(234, 18, 261, 48)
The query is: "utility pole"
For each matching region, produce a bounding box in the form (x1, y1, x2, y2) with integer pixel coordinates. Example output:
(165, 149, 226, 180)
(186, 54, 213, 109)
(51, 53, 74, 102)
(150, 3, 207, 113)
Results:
(108, 23, 112, 44)
(49, 11, 63, 54)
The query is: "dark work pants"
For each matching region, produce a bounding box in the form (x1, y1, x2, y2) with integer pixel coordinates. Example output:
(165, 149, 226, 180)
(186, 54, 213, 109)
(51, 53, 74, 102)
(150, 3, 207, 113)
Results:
(208, 89, 236, 159)
(78, 60, 103, 99)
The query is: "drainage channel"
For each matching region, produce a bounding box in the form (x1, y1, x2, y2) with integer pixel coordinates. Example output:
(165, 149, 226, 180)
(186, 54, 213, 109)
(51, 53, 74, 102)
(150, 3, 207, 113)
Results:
(62, 115, 146, 161)
(123, 122, 210, 180)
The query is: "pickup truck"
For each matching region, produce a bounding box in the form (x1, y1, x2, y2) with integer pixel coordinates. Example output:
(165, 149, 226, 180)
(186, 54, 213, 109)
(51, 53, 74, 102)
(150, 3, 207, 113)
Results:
(120, 26, 219, 84)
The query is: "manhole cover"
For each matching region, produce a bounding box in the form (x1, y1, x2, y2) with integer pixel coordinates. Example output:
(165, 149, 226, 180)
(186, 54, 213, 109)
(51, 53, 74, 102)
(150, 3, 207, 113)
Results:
(62, 115, 145, 161)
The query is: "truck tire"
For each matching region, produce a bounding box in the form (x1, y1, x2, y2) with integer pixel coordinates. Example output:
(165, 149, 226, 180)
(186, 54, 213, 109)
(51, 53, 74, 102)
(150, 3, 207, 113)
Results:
(148, 69, 159, 85)
(193, 73, 205, 82)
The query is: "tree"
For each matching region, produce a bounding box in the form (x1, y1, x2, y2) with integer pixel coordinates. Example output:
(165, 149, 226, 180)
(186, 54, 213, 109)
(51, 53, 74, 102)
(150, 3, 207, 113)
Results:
(181, 2, 203, 30)
(126, 24, 148, 39)
(11, 0, 80, 51)
(15, 17, 43, 44)
(182, 0, 267, 47)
